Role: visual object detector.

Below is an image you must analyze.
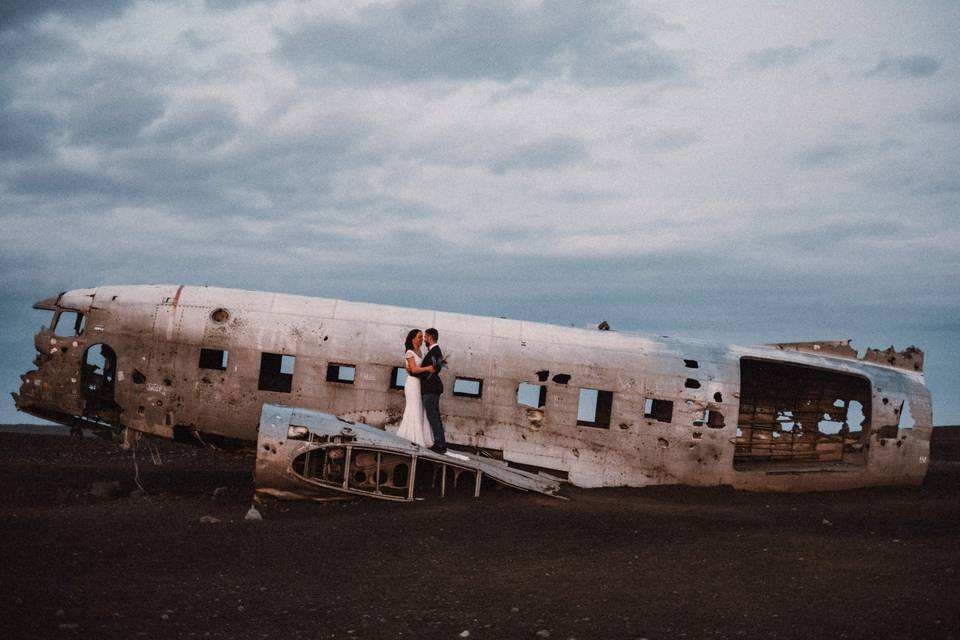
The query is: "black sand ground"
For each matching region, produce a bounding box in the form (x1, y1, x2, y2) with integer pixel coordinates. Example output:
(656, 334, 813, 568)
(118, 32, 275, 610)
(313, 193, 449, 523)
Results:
(1, 432, 957, 640)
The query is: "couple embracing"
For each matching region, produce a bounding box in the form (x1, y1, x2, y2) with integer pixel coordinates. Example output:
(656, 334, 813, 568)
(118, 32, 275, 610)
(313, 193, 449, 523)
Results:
(397, 328, 449, 453)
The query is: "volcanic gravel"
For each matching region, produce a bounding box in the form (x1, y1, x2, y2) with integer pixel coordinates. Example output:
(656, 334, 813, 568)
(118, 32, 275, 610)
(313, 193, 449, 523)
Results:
(1, 433, 958, 640)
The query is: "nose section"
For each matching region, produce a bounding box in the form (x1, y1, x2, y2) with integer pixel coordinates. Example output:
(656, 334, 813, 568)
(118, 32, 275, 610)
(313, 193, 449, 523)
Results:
(13, 293, 87, 426)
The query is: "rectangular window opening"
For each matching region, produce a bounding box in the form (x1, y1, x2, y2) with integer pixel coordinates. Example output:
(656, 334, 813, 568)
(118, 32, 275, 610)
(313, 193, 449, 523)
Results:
(326, 363, 356, 384)
(453, 377, 483, 398)
(198, 348, 228, 371)
(390, 366, 408, 390)
(258, 353, 293, 393)
(53, 311, 85, 336)
(517, 382, 547, 409)
(577, 388, 613, 428)
(644, 398, 674, 423)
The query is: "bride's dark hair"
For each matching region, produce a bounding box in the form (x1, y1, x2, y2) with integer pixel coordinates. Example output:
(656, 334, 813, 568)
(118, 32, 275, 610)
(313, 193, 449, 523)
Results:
(404, 329, 421, 351)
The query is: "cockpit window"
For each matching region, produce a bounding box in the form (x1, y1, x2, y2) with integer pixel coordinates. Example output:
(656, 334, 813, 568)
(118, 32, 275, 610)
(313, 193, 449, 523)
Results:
(53, 311, 85, 336)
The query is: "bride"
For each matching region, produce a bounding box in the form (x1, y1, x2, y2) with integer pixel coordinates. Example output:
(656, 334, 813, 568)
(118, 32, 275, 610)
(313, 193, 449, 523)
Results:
(395, 329, 436, 447)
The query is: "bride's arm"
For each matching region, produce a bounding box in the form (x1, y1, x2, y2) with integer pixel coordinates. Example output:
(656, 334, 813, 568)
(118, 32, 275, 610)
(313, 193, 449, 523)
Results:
(405, 354, 435, 375)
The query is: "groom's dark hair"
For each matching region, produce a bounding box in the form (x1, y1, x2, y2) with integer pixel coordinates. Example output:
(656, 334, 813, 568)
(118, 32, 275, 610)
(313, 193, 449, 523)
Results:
(425, 328, 438, 341)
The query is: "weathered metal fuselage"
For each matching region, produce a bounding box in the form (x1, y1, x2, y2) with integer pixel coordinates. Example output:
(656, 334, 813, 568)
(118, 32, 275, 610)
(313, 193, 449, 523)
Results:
(14, 284, 933, 491)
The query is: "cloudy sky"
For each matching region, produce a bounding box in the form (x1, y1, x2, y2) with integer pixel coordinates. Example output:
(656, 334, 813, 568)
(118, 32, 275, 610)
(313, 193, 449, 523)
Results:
(1, 0, 958, 424)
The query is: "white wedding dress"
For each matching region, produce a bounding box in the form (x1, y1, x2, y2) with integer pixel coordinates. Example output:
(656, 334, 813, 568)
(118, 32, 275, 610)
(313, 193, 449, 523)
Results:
(395, 349, 434, 448)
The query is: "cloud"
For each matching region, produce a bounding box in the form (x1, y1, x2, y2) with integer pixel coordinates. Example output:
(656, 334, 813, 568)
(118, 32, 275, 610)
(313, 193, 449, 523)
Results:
(204, 0, 274, 11)
(916, 101, 960, 124)
(71, 92, 167, 147)
(635, 129, 700, 153)
(793, 142, 862, 169)
(866, 54, 941, 78)
(0, 107, 59, 159)
(741, 40, 832, 72)
(490, 136, 588, 174)
(276, 0, 683, 85)
(757, 212, 911, 252)
(8, 163, 128, 198)
(0, 24, 79, 79)
(914, 175, 960, 196)
(0, 0, 132, 31)
(148, 99, 240, 148)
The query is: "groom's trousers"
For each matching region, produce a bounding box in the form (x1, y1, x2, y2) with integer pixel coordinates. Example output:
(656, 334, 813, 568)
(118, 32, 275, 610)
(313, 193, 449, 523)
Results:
(422, 393, 447, 450)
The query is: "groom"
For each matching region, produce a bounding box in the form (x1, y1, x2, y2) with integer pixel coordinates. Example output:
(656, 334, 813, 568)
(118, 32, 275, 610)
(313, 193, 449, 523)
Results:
(420, 327, 447, 453)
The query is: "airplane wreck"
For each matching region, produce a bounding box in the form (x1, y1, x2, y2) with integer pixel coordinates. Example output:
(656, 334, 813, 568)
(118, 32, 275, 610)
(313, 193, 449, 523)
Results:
(13, 284, 932, 495)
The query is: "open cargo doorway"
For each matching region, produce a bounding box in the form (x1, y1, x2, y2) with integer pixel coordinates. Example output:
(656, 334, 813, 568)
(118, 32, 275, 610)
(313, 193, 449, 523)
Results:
(735, 358, 871, 470)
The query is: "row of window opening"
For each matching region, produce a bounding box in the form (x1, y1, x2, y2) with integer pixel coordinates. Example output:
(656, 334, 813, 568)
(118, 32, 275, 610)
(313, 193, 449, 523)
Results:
(517, 383, 678, 428)
(200, 349, 481, 398)
(198, 348, 694, 429)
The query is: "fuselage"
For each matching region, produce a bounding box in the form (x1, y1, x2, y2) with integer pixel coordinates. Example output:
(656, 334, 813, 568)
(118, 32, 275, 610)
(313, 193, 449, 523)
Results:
(14, 284, 933, 490)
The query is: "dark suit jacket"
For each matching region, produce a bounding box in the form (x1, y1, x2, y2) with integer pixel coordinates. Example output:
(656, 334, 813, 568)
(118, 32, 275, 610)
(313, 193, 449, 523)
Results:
(419, 344, 444, 395)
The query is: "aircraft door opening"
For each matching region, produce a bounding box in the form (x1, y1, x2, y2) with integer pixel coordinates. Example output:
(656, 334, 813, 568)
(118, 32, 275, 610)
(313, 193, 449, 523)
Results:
(82, 343, 120, 422)
(734, 358, 871, 470)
